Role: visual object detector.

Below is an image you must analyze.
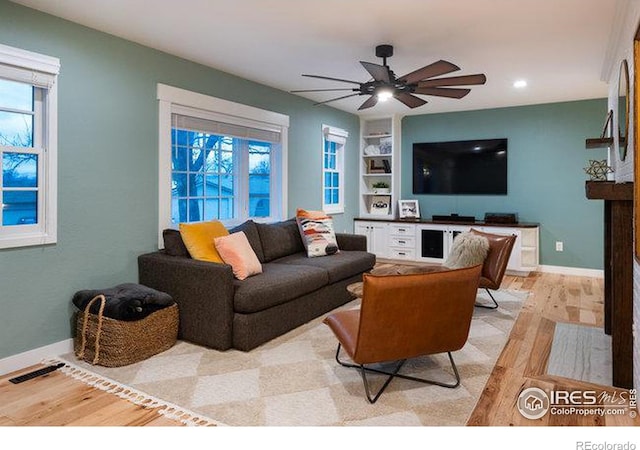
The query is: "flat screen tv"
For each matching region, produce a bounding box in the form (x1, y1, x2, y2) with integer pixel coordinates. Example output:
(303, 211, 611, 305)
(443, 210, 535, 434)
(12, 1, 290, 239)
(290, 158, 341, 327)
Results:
(412, 138, 508, 195)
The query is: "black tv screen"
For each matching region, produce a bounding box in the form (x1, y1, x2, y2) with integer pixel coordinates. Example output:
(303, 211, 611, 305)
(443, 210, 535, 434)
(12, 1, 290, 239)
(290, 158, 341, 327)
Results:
(412, 138, 508, 195)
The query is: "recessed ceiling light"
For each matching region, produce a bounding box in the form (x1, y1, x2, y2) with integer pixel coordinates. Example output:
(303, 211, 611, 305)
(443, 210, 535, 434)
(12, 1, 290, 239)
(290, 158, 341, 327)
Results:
(513, 80, 527, 88)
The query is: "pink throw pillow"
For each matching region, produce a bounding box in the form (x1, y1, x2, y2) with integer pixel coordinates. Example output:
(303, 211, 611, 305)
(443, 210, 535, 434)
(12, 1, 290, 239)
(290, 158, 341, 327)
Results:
(214, 231, 263, 280)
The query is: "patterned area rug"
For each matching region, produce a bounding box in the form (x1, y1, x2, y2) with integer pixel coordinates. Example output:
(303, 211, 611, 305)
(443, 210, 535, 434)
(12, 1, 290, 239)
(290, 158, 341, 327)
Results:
(55, 288, 527, 426)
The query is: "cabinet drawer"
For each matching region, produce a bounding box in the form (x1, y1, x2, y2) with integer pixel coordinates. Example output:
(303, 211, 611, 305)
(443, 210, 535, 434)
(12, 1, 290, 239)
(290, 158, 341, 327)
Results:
(389, 236, 415, 248)
(388, 224, 415, 237)
(388, 248, 416, 260)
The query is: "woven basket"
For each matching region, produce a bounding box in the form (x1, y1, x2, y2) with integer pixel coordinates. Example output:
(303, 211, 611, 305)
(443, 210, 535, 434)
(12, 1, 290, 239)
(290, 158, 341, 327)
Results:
(74, 294, 179, 367)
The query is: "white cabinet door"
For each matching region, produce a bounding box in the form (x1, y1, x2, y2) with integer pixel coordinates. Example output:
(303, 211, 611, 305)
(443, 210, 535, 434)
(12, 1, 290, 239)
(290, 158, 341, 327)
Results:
(354, 221, 388, 257)
(369, 222, 388, 257)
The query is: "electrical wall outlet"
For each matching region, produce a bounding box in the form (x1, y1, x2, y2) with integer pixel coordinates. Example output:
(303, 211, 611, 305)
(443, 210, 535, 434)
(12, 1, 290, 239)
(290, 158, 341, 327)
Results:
(555, 241, 564, 252)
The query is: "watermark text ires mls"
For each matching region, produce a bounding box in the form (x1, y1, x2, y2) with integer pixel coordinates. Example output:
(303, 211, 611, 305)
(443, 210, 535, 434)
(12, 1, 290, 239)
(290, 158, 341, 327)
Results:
(517, 387, 637, 420)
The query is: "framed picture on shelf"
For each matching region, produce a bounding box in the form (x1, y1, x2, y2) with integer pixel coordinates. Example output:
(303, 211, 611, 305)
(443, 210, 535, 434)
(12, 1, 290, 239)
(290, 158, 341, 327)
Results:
(398, 199, 420, 220)
(368, 160, 386, 174)
(369, 195, 391, 216)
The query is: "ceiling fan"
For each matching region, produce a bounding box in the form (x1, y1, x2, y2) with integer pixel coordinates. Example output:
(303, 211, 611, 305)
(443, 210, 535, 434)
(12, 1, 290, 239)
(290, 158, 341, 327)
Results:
(291, 44, 487, 110)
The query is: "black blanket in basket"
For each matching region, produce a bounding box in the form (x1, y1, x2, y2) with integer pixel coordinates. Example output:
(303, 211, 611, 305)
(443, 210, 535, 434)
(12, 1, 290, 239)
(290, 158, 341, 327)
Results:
(72, 283, 174, 321)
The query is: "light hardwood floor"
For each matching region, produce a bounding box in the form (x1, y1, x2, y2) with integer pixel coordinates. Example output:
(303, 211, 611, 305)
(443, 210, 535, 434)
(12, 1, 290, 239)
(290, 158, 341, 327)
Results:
(468, 271, 638, 426)
(0, 271, 636, 426)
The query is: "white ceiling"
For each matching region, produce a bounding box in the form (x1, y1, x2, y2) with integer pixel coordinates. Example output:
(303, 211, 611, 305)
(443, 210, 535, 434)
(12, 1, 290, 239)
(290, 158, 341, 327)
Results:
(11, 0, 617, 117)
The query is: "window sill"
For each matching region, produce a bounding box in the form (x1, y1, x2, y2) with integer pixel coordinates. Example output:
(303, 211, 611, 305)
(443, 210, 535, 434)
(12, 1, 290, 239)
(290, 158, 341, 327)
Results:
(0, 233, 56, 250)
(323, 207, 344, 215)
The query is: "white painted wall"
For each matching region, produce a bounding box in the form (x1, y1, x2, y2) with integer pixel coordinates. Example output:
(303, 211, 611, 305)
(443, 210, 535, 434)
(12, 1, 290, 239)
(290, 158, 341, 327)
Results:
(603, 0, 639, 389)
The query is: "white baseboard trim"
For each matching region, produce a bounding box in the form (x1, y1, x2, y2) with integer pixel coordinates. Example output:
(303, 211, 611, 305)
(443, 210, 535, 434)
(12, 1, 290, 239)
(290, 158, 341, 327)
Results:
(537, 264, 604, 278)
(0, 339, 73, 376)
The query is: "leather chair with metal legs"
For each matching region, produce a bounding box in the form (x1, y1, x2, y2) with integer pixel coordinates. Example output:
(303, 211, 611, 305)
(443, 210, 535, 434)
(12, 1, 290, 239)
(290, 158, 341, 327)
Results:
(469, 228, 517, 309)
(323, 265, 482, 404)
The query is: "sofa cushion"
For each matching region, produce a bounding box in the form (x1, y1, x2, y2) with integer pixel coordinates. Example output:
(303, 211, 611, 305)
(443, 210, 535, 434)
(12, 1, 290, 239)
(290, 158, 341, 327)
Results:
(228, 219, 265, 263)
(273, 251, 376, 284)
(233, 263, 328, 314)
(255, 219, 305, 262)
(162, 229, 190, 258)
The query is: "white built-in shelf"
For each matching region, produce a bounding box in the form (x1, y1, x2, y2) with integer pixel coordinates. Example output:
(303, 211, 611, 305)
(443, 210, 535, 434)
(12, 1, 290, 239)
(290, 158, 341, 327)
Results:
(359, 116, 401, 219)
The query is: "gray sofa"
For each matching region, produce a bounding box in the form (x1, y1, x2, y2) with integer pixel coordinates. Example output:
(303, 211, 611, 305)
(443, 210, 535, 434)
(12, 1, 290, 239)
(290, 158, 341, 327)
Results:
(138, 219, 375, 351)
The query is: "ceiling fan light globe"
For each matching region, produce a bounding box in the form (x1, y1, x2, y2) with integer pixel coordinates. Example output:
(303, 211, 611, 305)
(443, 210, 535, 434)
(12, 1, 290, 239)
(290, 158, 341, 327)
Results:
(376, 89, 394, 102)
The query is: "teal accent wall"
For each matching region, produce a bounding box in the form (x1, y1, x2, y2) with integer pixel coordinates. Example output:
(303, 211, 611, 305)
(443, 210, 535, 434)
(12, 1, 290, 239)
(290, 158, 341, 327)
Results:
(0, 1, 359, 359)
(402, 99, 608, 270)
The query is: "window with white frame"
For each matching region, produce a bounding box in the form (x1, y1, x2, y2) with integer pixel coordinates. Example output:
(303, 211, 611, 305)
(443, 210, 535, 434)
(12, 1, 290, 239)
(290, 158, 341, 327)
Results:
(0, 44, 59, 250)
(157, 84, 288, 242)
(322, 125, 347, 214)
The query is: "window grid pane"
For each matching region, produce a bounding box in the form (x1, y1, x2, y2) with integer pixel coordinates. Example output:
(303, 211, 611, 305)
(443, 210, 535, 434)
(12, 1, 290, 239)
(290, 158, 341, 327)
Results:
(249, 141, 271, 218)
(0, 78, 34, 111)
(3, 152, 38, 187)
(2, 189, 38, 225)
(1, 149, 40, 226)
(174, 128, 269, 224)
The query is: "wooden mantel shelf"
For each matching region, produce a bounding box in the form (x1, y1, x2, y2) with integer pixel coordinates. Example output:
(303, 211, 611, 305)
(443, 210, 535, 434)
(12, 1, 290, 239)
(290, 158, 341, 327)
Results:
(585, 181, 633, 201)
(585, 137, 614, 149)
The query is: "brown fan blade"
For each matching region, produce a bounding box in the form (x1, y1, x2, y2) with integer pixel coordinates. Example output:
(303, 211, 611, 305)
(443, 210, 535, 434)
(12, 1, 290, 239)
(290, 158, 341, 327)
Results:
(418, 74, 487, 88)
(358, 96, 378, 110)
(302, 74, 362, 85)
(360, 61, 391, 83)
(413, 87, 471, 99)
(313, 93, 360, 106)
(291, 88, 356, 93)
(399, 60, 460, 84)
(395, 92, 428, 109)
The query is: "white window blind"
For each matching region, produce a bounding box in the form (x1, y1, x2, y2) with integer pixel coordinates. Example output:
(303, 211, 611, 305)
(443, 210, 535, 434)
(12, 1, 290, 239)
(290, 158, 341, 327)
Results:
(0, 44, 59, 88)
(323, 125, 348, 144)
(172, 114, 281, 144)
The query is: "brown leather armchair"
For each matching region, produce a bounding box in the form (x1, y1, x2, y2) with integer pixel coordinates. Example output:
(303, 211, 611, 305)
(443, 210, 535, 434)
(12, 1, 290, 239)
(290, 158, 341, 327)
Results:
(469, 228, 517, 309)
(323, 265, 482, 403)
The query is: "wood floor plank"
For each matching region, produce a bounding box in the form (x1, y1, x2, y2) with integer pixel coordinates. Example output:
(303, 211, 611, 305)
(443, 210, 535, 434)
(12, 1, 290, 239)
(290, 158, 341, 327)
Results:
(0, 365, 182, 426)
(19, 389, 117, 426)
(522, 317, 555, 377)
(466, 365, 507, 426)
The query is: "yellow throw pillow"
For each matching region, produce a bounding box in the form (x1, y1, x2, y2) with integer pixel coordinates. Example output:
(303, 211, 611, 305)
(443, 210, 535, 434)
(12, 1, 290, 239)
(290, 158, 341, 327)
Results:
(179, 221, 229, 263)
